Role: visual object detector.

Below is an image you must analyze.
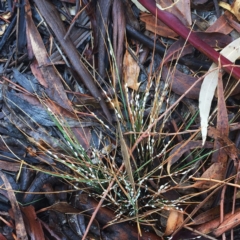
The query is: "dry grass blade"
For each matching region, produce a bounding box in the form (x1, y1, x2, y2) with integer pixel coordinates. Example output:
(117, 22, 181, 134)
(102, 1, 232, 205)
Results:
(0, 171, 28, 240)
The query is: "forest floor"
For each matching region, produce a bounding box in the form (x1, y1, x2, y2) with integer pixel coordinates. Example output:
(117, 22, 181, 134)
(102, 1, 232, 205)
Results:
(0, 0, 240, 239)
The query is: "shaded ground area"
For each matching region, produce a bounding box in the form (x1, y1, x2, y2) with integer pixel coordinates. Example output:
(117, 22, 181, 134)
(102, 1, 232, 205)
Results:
(1, 0, 240, 239)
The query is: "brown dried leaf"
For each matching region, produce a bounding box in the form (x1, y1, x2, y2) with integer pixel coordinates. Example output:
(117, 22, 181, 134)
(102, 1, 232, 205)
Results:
(162, 66, 201, 99)
(194, 162, 226, 189)
(163, 38, 193, 64)
(34, 0, 112, 121)
(195, 208, 240, 235)
(157, 0, 191, 26)
(208, 126, 239, 161)
(7, 92, 78, 126)
(30, 60, 48, 88)
(189, 207, 220, 225)
(44, 99, 76, 120)
(213, 210, 240, 236)
(206, 11, 234, 34)
(21, 206, 44, 240)
(25, 0, 72, 111)
(195, 215, 222, 234)
(123, 49, 140, 91)
(211, 139, 228, 166)
(173, 0, 191, 26)
(164, 209, 183, 236)
(140, 13, 178, 38)
(211, 67, 229, 165)
(113, 0, 126, 84)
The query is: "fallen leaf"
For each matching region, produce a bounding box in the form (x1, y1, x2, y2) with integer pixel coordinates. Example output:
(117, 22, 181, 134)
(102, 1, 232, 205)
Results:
(34, 0, 112, 121)
(123, 49, 140, 91)
(164, 208, 183, 236)
(194, 162, 226, 189)
(21, 205, 44, 240)
(25, 0, 72, 111)
(162, 66, 201, 99)
(224, 15, 240, 33)
(0, 233, 7, 240)
(195, 210, 232, 234)
(173, 0, 192, 26)
(71, 127, 91, 150)
(211, 66, 229, 165)
(189, 207, 220, 225)
(140, 13, 178, 38)
(139, 0, 240, 82)
(206, 11, 234, 34)
(163, 38, 194, 64)
(207, 208, 240, 236)
(199, 37, 240, 145)
(30, 60, 48, 88)
(219, 0, 240, 21)
(157, 0, 191, 26)
(208, 126, 239, 161)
